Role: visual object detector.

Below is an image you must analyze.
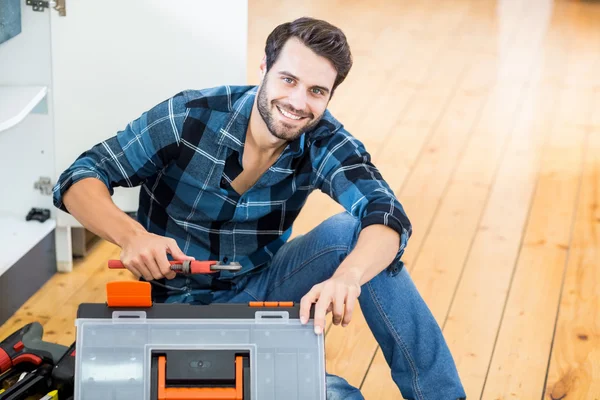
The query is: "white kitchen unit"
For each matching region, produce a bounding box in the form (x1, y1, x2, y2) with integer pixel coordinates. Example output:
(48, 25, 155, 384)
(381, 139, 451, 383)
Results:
(0, 0, 248, 324)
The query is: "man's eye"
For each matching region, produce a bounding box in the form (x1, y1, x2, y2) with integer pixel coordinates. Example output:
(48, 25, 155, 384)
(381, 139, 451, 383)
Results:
(283, 77, 294, 84)
(312, 88, 323, 96)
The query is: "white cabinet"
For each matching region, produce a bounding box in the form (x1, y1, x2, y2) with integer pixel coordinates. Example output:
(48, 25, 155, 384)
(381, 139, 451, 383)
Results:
(0, 85, 53, 277)
(0, 0, 248, 279)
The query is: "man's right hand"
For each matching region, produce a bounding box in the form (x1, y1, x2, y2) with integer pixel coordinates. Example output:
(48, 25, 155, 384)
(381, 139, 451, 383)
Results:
(119, 231, 194, 281)
(60, 178, 194, 280)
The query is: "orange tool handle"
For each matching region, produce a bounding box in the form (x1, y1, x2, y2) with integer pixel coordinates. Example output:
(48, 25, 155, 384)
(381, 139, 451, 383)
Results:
(107, 259, 218, 274)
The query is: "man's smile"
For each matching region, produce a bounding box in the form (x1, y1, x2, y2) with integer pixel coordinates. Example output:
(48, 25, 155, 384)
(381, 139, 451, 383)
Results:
(276, 105, 306, 121)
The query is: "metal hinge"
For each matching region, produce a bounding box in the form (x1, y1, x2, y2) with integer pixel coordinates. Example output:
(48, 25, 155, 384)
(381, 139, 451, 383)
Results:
(34, 177, 54, 196)
(26, 0, 66, 17)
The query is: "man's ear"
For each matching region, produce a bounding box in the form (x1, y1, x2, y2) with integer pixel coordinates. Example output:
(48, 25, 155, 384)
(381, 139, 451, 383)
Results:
(259, 55, 267, 81)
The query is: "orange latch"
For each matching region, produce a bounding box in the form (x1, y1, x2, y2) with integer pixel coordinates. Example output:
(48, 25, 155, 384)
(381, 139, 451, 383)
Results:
(248, 301, 294, 307)
(157, 355, 243, 400)
(106, 281, 152, 308)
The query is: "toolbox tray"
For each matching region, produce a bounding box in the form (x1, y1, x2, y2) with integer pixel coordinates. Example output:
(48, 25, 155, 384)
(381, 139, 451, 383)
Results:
(74, 302, 326, 400)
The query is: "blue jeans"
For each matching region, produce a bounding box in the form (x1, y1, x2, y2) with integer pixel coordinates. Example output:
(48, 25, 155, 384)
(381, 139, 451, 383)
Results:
(159, 213, 466, 399)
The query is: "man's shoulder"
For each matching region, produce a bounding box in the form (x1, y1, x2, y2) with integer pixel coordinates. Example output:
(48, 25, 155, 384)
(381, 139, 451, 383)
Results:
(310, 108, 362, 146)
(308, 110, 370, 159)
(175, 85, 257, 112)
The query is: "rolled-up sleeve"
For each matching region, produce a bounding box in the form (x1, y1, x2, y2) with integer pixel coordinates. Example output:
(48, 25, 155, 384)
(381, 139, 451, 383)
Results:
(313, 130, 412, 259)
(52, 91, 190, 213)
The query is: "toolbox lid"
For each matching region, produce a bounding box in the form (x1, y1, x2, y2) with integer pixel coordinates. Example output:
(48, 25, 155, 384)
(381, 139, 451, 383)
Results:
(73, 302, 326, 400)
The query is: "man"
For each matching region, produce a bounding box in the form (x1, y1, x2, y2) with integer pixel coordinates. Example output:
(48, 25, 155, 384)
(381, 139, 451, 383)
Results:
(53, 17, 466, 400)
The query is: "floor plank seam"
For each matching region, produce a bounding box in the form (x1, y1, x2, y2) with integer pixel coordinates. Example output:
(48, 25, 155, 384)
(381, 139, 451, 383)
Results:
(359, 346, 380, 391)
(540, 91, 596, 400)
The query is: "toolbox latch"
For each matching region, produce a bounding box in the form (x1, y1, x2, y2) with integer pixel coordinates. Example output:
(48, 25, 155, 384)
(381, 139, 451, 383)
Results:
(254, 311, 289, 324)
(111, 311, 147, 321)
(106, 281, 152, 308)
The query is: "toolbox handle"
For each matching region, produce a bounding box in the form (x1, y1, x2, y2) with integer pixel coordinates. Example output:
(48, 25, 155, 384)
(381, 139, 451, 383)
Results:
(254, 311, 289, 324)
(111, 311, 147, 321)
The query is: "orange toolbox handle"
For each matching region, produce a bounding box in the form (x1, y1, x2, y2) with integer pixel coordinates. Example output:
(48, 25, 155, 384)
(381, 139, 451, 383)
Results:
(157, 355, 243, 400)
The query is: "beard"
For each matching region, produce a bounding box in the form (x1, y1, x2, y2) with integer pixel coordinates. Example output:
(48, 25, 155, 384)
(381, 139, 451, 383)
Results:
(257, 81, 324, 142)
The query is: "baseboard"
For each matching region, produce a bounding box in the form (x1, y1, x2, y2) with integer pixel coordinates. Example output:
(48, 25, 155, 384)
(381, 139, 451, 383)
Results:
(0, 229, 56, 326)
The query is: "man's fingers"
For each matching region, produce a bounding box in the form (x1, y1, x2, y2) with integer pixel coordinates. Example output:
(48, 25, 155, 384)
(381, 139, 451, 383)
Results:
(332, 291, 345, 326)
(140, 252, 163, 280)
(313, 291, 332, 335)
(342, 292, 358, 327)
(153, 249, 176, 280)
(300, 286, 320, 325)
(127, 263, 142, 279)
(131, 259, 153, 281)
(149, 260, 164, 280)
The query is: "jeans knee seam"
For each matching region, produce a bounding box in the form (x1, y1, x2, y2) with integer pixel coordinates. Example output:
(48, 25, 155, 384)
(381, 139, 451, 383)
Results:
(366, 280, 426, 400)
(265, 245, 349, 298)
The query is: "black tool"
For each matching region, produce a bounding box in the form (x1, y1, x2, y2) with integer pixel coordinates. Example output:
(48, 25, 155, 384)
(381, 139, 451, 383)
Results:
(0, 323, 68, 375)
(25, 208, 50, 223)
(50, 342, 75, 398)
(0, 364, 53, 400)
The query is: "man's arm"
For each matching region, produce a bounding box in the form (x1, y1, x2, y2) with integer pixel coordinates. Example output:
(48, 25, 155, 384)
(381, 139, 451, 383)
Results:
(53, 92, 194, 280)
(335, 224, 400, 286)
(300, 130, 411, 334)
(62, 177, 146, 248)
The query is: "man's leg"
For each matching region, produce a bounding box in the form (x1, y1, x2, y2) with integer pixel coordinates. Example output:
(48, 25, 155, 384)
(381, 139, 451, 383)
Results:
(232, 212, 466, 400)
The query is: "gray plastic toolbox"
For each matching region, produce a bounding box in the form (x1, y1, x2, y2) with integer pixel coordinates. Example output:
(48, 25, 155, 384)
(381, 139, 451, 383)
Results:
(74, 298, 326, 400)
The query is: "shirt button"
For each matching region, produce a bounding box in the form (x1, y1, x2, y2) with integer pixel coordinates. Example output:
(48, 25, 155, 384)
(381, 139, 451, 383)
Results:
(221, 178, 227, 185)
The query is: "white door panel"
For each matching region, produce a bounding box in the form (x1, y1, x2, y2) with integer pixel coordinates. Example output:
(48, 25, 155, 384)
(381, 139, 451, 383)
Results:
(50, 0, 248, 226)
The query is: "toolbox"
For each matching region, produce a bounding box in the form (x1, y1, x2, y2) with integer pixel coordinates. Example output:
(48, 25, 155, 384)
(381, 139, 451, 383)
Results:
(72, 278, 326, 399)
(0, 258, 327, 399)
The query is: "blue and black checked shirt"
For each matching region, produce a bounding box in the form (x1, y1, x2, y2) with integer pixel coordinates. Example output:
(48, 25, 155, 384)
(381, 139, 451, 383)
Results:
(53, 85, 412, 285)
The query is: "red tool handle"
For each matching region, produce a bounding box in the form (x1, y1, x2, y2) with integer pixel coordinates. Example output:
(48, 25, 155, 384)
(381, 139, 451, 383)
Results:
(108, 259, 218, 274)
(0, 348, 11, 373)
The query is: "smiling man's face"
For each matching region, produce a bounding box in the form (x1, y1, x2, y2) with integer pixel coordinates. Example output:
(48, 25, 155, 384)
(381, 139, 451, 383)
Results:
(257, 37, 337, 141)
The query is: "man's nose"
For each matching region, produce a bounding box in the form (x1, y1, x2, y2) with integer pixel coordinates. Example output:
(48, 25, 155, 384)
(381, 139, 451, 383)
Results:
(288, 88, 307, 113)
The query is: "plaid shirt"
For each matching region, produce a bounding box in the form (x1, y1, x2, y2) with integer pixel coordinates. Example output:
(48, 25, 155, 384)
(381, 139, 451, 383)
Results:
(53, 85, 411, 283)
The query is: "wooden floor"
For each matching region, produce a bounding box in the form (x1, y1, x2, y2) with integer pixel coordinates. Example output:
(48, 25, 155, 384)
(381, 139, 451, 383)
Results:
(2, 0, 599, 398)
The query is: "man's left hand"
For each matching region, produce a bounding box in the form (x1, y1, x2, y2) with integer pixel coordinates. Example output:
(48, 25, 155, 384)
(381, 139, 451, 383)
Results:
(300, 270, 362, 335)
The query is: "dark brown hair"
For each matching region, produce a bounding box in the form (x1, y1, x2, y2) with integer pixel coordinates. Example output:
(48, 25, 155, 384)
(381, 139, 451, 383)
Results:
(264, 17, 353, 94)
